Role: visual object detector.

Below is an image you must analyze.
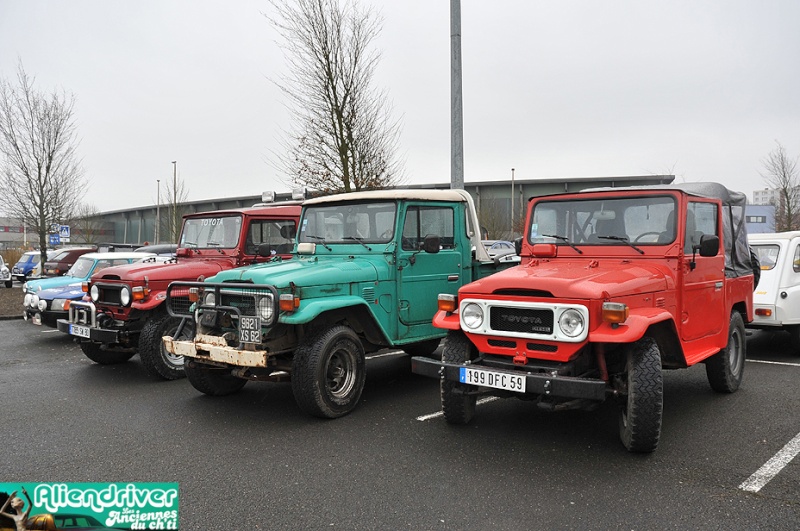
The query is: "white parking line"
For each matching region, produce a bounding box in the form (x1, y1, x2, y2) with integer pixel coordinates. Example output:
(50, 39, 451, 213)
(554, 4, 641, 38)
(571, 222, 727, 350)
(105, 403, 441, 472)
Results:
(746, 359, 800, 368)
(739, 432, 800, 493)
(416, 397, 499, 421)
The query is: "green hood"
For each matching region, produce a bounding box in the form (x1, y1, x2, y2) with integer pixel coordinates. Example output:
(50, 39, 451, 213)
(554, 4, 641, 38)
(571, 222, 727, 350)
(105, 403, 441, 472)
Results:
(207, 255, 389, 289)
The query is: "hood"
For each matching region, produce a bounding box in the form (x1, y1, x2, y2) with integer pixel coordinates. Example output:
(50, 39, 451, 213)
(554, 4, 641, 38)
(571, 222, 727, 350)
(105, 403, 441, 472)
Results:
(464, 259, 672, 299)
(24, 275, 82, 293)
(92, 258, 235, 284)
(37, 283, 85, 301)
(209, 256, 384, 288)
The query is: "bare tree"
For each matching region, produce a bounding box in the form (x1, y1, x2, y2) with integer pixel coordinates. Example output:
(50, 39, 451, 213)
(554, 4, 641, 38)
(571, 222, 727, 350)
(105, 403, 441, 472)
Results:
(69, 203, 109, 245)
(267, 0, 403, 194)
(159, 174, 189, 244)
(761, 141, 800, 231)
(0, 63, 86, 264)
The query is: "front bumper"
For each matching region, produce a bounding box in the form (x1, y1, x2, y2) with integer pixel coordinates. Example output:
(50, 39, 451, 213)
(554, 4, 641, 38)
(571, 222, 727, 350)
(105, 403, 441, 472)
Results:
(163, 334, 270, 368)
(56, 301, 120, 343)
(411, 356, 608, 401)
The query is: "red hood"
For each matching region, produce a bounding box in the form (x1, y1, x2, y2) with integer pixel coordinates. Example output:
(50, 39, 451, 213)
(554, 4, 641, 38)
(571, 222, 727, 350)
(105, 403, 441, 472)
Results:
(464, 258, 674, 299)
(92, 257, 236, 284)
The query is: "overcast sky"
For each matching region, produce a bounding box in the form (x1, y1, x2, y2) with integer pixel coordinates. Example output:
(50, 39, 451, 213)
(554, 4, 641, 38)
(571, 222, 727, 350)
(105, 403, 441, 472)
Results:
(1, 1, 799, 212)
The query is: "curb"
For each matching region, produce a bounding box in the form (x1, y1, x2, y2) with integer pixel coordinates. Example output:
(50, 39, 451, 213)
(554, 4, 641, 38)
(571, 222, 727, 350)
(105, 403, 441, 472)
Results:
(0, 315, 23, 321)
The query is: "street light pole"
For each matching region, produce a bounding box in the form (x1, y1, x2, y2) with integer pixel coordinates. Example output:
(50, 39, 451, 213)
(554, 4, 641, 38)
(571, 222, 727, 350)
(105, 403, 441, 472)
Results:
(511, 168, 515, 236)
(155, 179, 160, 244)
(171, 161, 177, 243)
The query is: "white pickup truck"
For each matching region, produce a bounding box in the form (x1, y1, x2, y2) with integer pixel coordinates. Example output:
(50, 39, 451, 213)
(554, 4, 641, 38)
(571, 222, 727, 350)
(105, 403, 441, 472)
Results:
(748, 231, 800, 349)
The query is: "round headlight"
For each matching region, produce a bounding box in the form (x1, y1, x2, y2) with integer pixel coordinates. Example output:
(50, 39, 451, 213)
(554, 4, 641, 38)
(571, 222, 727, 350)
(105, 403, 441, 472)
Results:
(462, 302, 484, 329)
(23, 294, 32, 307)
(204, 292, 216, 306)
(90, 285, 100, 301)
(258, 295, 274, 321)
(120, 286, 131, 306)
(38, 299, 47, 311)
(559, 309, 585, 338)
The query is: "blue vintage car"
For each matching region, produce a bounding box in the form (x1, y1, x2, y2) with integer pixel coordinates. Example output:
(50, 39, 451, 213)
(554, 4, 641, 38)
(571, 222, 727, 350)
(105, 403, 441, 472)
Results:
(23, 251, 153, 327)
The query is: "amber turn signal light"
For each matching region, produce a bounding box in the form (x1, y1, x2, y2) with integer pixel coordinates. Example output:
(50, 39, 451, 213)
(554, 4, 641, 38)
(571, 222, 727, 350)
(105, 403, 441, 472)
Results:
(755, 308, 772, 317)
(280, 294, 299, 312)
(602, 302, 629, 324)
(438, 294, 457, 313)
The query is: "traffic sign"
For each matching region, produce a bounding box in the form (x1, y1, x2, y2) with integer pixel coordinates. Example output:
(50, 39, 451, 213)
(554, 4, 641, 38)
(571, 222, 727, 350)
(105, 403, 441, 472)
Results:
(49, 234, 61, 246)
(59, 225, 71, 238)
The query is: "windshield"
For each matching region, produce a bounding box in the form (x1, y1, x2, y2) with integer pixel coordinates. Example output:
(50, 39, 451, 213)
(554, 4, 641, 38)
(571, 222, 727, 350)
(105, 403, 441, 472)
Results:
(67, 257, 95, 277)
(299, 201, 397, 244)
(530, 195, 677, 246)
(180, 215, 242, 249)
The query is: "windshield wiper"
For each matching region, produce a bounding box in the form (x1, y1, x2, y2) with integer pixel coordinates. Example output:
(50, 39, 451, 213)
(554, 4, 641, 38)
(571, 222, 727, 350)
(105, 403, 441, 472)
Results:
(543, 234, 583, 254)
(598, 235, 644, 254)
(306, 235, 331, 251)
(343, 236, 372, 251)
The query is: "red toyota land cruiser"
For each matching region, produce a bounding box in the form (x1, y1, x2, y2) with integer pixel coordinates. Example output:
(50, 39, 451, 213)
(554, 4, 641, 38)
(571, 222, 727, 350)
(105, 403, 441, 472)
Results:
(57, 201, 301, 380)
(412, 182, 756, 452)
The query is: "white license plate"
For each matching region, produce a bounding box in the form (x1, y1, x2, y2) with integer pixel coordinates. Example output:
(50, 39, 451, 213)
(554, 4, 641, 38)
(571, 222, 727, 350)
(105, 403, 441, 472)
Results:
(460, 367, 526, 393)
(69, 324, 91, 338)
(239, 316, 262, 343)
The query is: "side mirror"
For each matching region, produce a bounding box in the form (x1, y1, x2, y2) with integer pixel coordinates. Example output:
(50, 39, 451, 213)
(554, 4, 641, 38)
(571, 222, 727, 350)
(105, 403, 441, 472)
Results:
(423, 234, 440, 254)
(257, 243, 275, 257)
(514, 237, 523, 256)
(697, 234, 719, 257)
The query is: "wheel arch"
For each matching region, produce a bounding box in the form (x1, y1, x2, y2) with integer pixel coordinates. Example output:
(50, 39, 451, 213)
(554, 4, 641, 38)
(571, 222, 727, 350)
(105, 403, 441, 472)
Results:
(299, 302, 390, 351)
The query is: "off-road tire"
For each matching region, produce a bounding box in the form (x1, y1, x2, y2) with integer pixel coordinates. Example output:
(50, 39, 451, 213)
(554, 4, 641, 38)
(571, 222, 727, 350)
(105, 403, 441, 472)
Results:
(79, 341, 135, 365)
(139, 314, 193, 380)
(291, 325, 366, 418)
(618, 337, 663, 453)
(706, 311, 746, 393)
(403, 339, 442, 358)
(4, 280, 11, 288)
(185, 361, 247, 396)
(441, 331, 478, 425)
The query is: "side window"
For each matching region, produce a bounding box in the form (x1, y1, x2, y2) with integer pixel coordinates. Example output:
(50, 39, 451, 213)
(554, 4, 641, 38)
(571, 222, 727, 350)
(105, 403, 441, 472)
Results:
(793, 245, 800, 273)
(686, 202, 718, 253)
(402, 206, 455, 250)
(246, 220, 296, 255)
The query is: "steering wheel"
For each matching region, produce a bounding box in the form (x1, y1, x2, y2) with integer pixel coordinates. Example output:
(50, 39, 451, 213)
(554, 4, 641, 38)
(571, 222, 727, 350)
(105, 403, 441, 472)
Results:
(634, 232, 661, 243)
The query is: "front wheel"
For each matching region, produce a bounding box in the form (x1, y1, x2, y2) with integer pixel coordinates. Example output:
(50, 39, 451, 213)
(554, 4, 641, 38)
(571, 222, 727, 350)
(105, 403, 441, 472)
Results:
(706, 312, 746, 393)
(618, 337, 663, 453)
(291, 325, 366, 418)
(4, 280, 11, 288)
(139, 314, 193, 380)
(440, 331, 478, 425)
(185, 360, 247, 396)
(80, 341, 135, 365)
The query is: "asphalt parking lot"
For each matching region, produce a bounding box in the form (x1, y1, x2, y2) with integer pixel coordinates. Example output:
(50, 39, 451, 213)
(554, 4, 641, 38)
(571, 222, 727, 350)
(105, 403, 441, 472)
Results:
(1, 320, 798, 530)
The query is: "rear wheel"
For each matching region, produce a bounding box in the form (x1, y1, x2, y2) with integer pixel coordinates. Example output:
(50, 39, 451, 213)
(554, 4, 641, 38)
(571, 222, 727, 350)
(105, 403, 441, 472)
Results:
(292, 325, 366, 418)
(185, 360, 247, 396)
(706, 312, 746, 392)
(4, 280, 10, 288)
(618, 337, 663, 453)
(79, 342, 135, 365)
(139, 314, 193, 380)
(440, 331, 478, 425)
